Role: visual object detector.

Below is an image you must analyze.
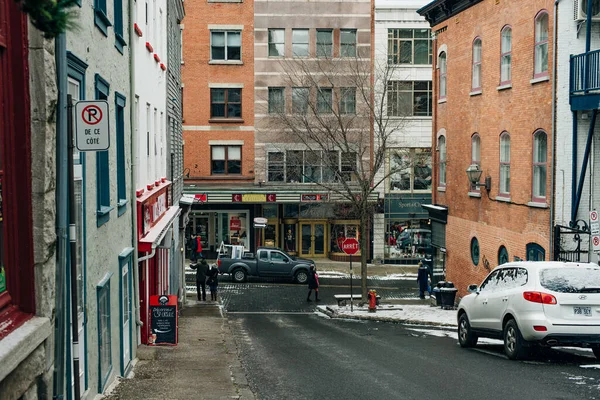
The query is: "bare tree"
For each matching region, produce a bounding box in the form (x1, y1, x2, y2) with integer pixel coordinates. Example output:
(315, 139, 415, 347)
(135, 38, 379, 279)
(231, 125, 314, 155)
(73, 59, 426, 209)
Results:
(256, 54, 416, 299)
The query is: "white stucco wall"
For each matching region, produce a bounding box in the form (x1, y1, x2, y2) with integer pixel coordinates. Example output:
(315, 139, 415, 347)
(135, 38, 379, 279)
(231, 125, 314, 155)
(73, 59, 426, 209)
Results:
(134, 0, 169, 190)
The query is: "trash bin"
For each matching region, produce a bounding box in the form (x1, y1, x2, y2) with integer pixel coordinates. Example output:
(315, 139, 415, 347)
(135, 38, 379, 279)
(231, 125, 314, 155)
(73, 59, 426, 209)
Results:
(432, 287, 442, 307)
(440, 281, 457, 310)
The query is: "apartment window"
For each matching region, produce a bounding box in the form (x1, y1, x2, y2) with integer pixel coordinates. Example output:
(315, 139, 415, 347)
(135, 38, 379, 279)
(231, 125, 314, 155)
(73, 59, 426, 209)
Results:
(526, 243, 545, 261)
(498, 245, 509, 265)
(388, 28, 432, 65)
(267, 152, 284, 181)
(500, 26, 512, 85)
(316, 29, 333, 58)
(438, 52, 447, 99)
(267, 150, 350, 183)
(317, 87, 333, 114)
(471, 134, 481, 192)
(387, 81, 432, 117)
(534, 11, 549, 77)
(94, 0, 111, 36)
(340, 87, 356, 115)
(438, 136, 446, 186)
(115, 93, 127, 216)
(532, 130, 547, 201)
(499, 132, 511, 195)
(97, 274, 112, 392)
(210, 88, 241, 119)
(211, 146, 241, 175)
(95, 74, 112, 227)
(292, 87, 309, 114)
(340, 29, 357, 57)
(211, 31, 241, 61)
(292, 29, 309, 57)
(389, 148, 432, 192)
(268, 87, 285, 114)
(268, 29, 285, 57)
(472, 38, 482, 90)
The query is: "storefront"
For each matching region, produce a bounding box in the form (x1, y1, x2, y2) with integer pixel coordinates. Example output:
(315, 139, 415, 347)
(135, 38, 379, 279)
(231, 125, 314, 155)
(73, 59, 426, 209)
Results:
(383, 193, 432, 264)
(137, 179, 181, 344)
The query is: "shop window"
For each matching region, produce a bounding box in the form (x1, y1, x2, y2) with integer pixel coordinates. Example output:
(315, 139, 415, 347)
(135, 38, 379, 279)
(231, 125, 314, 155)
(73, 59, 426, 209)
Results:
(500, 26, 512, 85)
(498, 245, 509, 265)
(97, 273, 113, 392)
(292, 29, 309, 57)
(283, 224, 296, 253)
(471, 237, 480, 266)
(340, 29, 356, 57)
(534, 11, 549, 78)
(330, 222, 359, 254)
(532, 130, 547, 202)
(262, 204, 278, 218)
(387, 28, 432, 65)
(211, 145, 241, 175)
(526, 243, 545, 261)
(388, 148, 431, 192)
(211, 31, 242, 61)
(316, 29, 333, 58)
(283, 204, 299, 218)
(384, 224, 431, 260)
(210, 88, 241, 119)
(268, 28, 285, 57)
(387, 81, 432, 117)
(95, 74, 112, 227)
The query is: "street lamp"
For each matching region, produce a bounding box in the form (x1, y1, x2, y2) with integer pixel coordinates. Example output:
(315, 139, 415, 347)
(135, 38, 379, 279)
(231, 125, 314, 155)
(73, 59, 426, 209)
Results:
(466, 164, 491, 191)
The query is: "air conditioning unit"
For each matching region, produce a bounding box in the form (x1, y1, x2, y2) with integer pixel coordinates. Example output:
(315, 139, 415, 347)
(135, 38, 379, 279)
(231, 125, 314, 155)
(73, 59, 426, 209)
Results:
(574, 0, 600, 22)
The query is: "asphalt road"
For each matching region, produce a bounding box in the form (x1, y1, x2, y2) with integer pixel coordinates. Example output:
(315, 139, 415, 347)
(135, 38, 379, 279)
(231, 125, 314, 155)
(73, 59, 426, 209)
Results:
(220, 280, 600, 400)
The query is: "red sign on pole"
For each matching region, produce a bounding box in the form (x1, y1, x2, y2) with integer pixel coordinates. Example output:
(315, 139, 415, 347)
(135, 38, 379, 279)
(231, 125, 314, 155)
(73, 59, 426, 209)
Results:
(341, 238, 360, 255)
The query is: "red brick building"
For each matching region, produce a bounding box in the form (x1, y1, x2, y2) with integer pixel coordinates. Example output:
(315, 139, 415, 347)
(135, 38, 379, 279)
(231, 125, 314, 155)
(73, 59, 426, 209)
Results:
(418, 0, 554, 297)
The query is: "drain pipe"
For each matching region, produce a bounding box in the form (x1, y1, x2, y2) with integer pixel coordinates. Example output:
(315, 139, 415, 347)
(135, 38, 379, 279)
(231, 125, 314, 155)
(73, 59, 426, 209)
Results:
(550, 0, 561, 259)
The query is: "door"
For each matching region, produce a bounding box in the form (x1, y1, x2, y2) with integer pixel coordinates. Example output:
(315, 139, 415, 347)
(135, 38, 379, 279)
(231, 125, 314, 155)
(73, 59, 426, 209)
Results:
(300, 222, 326, 257)
(121, 263, 132, 373)
(469, 269, 500, 329)
(269, 250, 291, 276)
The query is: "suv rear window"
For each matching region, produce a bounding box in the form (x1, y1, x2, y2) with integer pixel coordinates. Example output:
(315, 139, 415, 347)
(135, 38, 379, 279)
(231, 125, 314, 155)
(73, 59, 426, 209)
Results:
(540, 267, 600, 293)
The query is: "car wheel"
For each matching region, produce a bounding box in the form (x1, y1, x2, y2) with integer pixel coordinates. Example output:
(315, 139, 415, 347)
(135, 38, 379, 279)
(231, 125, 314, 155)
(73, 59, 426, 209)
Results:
(504, 319, 529, 360)
(593, 346, 600, 360)
(232, 269, 247, 283)
(295, 270, 308, 284)
(458, 313, 478, 348)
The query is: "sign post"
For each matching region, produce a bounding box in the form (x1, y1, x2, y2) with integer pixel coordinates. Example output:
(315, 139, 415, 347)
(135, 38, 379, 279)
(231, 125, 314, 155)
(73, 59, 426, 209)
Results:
(591, 210, 600, 254)
(341, 238, 360, 312)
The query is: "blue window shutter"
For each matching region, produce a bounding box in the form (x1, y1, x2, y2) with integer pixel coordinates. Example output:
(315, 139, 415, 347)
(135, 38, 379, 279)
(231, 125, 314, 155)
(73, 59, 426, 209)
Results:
(94, 0, 112, 37)
(95, 74, 113, 226)
(114, 0, 127, 53)
(115, 93, 127, 216)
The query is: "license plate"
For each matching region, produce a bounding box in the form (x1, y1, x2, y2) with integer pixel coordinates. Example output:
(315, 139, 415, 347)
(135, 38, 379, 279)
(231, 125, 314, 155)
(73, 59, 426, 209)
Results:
(573, 306, 592, 316)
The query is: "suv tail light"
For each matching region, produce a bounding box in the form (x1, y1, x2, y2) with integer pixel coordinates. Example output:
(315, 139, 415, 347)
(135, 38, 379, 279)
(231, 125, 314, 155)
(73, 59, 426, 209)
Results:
(523, 291, 557, 304)
(217, 259, 221, 267)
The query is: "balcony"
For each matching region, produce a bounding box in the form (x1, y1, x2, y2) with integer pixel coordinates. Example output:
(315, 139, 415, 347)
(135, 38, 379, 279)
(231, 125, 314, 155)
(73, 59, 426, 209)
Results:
(570, 49, 600, 110)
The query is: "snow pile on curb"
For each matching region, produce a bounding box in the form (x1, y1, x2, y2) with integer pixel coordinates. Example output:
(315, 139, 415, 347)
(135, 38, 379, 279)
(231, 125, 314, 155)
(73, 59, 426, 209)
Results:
(317, 304, 458, 327)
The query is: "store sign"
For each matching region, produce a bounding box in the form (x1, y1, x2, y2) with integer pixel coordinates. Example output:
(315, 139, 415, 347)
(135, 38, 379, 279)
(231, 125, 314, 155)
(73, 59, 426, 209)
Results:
(194, 194, 207, 203)
(230, 217, 242, 231)
(153, 193, 167, 220)
(301, 194, 328, 202)
(142, 190, 169, 235)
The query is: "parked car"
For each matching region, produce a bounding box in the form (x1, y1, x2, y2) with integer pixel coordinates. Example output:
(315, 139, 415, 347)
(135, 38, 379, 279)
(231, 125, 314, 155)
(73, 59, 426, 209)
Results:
(457, 261, 600, 360)
(217, 247, 315, 284)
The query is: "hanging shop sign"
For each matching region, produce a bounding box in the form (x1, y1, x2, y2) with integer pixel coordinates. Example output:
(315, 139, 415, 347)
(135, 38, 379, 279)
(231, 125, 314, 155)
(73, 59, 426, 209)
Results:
(149, 295, 178, 346)
(301, 194, 328, 202)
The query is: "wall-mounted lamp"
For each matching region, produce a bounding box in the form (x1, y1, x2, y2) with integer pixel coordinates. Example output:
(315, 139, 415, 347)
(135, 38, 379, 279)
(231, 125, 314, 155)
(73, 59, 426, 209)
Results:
(466, 164, 491, 191)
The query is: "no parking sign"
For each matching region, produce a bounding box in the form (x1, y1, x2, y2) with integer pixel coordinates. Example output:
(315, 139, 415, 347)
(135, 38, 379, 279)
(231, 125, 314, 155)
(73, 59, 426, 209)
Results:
(591, 210, 600, 253)
(75, 100, 110, 151)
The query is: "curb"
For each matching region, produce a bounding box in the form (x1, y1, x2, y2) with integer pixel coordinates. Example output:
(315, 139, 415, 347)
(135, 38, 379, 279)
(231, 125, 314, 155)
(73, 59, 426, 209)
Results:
(316, 305, 457, 328)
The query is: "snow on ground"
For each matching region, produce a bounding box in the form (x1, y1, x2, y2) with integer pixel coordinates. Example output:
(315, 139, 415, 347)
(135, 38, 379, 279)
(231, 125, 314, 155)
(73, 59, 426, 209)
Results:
(316, 270, 417, 280)
(320, 303, 458, 327)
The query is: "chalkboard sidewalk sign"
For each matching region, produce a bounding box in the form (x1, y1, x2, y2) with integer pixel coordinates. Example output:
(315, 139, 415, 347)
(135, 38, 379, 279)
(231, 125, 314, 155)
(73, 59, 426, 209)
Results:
(149, 294, 178, 346)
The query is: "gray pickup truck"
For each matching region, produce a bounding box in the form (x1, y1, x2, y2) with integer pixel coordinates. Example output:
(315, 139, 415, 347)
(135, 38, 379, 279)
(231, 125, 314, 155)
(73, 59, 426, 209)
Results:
(217, 247, 315, 283)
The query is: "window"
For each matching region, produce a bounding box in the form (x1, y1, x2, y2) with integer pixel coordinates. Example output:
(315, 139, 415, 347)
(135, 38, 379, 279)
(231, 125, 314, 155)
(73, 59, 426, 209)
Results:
(387, 28, 432, 65)
(292, 29, 309, 57)
(470, 134, 480, 192)
(210, 88, 241, 119)
(526, 243, 545, 261)
(389, 148, 432, 192)
(317, 87, 332, 114)
(472, 38, 482, 90)
(95, 74, 112, 227)
(97, 273, 112, 392)
(339, 88, 356, 115)
(267, 150, 352, 183)
(341, 152, 356, 182)
(438, 136, 446, 186)
(471, 237, 480, 266)
(387, 81, 432, 117)
(316, 29, 333, 58)
(340, 29, 356, 57)
(115, 93, 127, 215)
(534, 11, 549, 77)
(94, 0, 111, 36)
(211, 146, 241, 175)
(268, 29, 285, 57)
(499, 132, 510, 195)
(267, 152, 284, 181)
(532, 130, 547, 201)
(268, 87, 285, 114)
(292, 87, 309, 114)
(211, 31, 241, 61)
(498, 246, 509, 265)
(114, 0, 126, 52)
(438, 52, 447, 99)
(500, 26, 512, 85)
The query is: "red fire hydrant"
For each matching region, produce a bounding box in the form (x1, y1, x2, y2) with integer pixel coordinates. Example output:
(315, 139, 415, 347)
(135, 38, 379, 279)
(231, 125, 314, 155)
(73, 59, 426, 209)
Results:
(368, 290, 377, 313)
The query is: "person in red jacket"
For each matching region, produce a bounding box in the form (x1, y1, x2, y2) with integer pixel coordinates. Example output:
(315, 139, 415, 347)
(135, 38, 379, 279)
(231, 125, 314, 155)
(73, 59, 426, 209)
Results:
(190, 233, 203, 263)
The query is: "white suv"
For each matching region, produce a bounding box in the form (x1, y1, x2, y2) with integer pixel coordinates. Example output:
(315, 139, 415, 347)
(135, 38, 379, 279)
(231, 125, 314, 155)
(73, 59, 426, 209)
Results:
(457, 261, 600, 360)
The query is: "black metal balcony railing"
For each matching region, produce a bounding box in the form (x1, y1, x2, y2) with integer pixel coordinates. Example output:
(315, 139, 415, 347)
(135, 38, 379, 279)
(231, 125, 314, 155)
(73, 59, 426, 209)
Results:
(570, 49, 600, 95)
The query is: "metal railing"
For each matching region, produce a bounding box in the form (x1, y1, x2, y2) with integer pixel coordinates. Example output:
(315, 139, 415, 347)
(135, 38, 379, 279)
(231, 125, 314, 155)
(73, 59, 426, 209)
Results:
(570, 49, 600, 95)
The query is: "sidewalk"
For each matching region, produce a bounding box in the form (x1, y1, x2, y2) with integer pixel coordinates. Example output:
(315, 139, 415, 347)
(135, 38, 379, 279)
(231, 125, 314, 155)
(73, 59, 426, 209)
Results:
(103, 301, 255, 400)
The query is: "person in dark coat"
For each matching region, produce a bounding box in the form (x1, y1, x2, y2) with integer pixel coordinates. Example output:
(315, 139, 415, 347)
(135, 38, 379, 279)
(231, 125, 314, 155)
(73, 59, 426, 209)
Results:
(307, 266, 320, 302)
(191, 258, 209, 301)
(206, 264, 219, 301)
(417, 261, 430, 299)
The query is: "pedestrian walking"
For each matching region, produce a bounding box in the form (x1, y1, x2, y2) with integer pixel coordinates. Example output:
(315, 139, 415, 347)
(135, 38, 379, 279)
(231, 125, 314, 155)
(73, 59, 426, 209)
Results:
(306, 265, 320, 302)
(190, 258, 209, 301)
(207, 264, 219, 301)
(417, 261, 430, 299)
